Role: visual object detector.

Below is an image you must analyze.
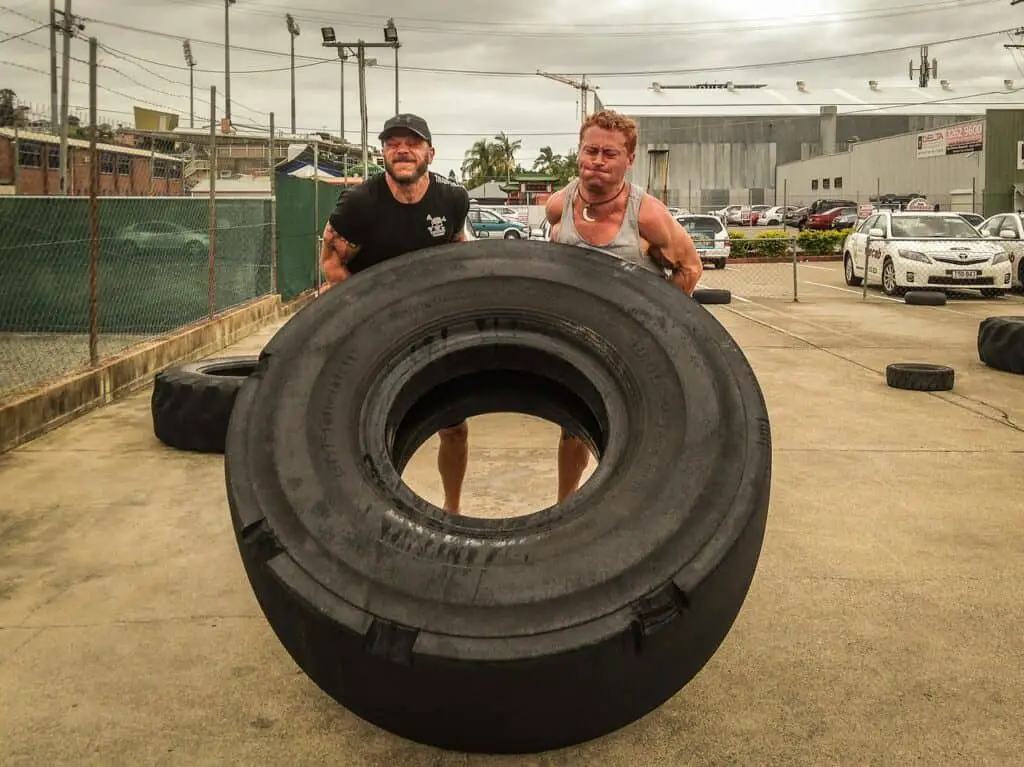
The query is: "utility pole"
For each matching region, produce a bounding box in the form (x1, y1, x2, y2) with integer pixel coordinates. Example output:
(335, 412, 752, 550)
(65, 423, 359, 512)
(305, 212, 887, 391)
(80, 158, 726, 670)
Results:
(183, 40, 196, 128)
(55, 0, 84, 195)
(320, 25, 400, 177)
(908, 45, 937, 88)
(536, 71, 599, 126)
(286, 14, 300, 134)
(336, 46, 346, 144)
(384, 18, 399, 115)
(49, 0, 57, 131)
(224, 0, 236, 126)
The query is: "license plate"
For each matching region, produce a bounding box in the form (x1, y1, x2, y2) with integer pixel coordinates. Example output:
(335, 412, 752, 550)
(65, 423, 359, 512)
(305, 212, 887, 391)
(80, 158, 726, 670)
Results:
(951, 270, 979, 279)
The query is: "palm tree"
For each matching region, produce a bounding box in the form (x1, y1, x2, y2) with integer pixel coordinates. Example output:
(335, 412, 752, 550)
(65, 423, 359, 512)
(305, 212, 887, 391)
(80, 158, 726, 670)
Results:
(533, 146, 560, 175)
(461, 138, 504, 189)
(492, 132, 522, 182)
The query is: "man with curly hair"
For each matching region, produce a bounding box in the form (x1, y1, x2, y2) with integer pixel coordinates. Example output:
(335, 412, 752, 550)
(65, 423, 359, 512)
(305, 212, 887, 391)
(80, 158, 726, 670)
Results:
(544, 109, 703, 501)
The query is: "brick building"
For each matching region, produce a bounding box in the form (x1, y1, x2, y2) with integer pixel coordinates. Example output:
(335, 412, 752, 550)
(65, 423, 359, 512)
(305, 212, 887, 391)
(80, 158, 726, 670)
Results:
(0, 128, 185, 196)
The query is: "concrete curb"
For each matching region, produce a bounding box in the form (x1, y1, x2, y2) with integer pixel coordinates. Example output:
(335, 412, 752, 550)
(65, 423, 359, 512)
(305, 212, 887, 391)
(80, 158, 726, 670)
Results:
(0, 290, 316, 454)
(726, 255, 844, 265)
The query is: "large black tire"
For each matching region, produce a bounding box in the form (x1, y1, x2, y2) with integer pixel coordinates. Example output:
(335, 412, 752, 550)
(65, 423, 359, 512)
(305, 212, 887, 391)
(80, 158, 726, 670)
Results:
(885, 362, 955, 391)
(977, 316, 1024, 374)
(151, 356, 260, 453)
(224, 239, 773, 754)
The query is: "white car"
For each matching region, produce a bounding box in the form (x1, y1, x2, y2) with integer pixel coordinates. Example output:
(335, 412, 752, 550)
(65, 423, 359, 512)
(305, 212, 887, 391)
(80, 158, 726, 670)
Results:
(977, 212, 1024, 290)
(677, 213, 731, 269)
(842, 210, 1013, 298)
(758, 206, 796, 226)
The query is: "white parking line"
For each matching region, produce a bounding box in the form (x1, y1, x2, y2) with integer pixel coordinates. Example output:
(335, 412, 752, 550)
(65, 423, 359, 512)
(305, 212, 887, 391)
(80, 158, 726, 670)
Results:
(801, 280, 1013, 318)
(799, 264, 841, 272)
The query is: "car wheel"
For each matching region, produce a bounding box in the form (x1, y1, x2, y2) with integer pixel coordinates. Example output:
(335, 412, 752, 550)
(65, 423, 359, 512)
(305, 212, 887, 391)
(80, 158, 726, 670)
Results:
(881, 258, 904, 297)
(1017, 261, 1024, 291)
(843, 253, 862, 286)
(715, 258, 727, 270)
(504, 230, 521, 239)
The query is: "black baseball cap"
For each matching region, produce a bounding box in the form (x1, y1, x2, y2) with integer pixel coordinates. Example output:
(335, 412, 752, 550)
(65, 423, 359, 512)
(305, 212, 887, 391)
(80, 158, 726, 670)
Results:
(379, 113, 432, 145)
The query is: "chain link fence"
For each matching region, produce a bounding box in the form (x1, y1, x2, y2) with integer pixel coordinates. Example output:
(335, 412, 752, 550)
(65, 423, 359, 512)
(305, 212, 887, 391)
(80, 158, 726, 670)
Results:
(0, 195, 273, 401)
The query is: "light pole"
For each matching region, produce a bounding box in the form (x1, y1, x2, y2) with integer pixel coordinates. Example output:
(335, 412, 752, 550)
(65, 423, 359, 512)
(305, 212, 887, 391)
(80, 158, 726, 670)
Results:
(384, 18, 399, 115)
(321, 27, 347, 146)
(286, 14, 300, 134)
(321, 22, 401, 177)
(224, 0, 236, 125)
(183, 40, 196, 128)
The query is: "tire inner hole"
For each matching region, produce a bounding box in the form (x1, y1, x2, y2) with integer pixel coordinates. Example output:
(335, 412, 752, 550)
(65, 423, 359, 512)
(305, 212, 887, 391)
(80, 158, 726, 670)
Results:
(384, 344, 611, 520)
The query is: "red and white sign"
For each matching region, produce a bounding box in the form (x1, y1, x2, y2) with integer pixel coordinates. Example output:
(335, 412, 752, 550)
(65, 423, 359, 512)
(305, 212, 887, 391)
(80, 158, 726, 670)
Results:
(916, 121, 984, 159)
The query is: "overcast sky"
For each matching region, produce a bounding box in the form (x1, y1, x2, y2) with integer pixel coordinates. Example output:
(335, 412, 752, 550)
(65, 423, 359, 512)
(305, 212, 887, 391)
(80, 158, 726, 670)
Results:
(3, 0, 1024, 180)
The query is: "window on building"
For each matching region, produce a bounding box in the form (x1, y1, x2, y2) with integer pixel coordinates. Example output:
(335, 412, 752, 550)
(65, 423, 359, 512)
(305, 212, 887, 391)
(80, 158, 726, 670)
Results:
(822, 178, 831, 190)
(811, 179, 819, 191)
(100, 152, 115, 175)
(167, 162, 182, 179)
(153, 159, 167, 178)
(18, 141, 42, 168)
(834, 177, 843, 189)
(47, 146, 60, 170)
(117, 155, 131, 175)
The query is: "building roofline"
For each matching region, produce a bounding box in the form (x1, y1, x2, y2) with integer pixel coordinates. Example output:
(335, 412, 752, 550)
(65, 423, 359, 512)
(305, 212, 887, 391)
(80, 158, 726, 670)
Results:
(0, 127, 183, 162)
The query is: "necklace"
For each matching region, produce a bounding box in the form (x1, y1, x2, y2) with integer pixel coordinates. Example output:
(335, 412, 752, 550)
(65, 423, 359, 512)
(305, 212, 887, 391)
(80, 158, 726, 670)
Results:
(579, 183, 626, 222)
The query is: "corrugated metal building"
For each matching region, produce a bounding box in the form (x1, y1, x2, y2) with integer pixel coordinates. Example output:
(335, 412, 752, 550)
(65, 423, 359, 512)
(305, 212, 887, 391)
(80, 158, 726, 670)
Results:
(775, 107, 1024, 216)
(598, 81, 1021, 212)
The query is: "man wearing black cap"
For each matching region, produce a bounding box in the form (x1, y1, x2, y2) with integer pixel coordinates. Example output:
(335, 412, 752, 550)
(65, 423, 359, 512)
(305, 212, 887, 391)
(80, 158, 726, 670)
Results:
(320, 113, 473, 514)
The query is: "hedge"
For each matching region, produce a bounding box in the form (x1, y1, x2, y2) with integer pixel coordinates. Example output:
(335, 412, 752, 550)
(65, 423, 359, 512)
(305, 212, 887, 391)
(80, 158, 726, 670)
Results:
(726, 227, 852, 257)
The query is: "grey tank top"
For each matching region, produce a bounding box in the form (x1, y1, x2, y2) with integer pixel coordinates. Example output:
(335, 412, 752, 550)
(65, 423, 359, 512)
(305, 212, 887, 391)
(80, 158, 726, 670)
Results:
(551, 178, 661, 274)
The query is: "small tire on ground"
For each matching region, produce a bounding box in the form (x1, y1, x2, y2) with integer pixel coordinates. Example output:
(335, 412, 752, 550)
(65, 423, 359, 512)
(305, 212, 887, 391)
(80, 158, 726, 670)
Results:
(151, 356, 260, 453)
(693, 287, 732, 304)
(904, 290, 946, 306)
(977, 315, 1024, 374)
(225, 239, 772, 754)
(885, 362, 955, 392)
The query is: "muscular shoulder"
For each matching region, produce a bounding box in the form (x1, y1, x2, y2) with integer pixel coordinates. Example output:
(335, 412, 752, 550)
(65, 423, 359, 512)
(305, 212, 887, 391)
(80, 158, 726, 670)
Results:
(545, 186, 569, 223)
(637, 192, 675, 237)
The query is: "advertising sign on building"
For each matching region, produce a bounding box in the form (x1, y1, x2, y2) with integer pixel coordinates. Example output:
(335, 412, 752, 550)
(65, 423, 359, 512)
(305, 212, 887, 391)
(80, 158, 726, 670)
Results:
(916, 121, 984, 159)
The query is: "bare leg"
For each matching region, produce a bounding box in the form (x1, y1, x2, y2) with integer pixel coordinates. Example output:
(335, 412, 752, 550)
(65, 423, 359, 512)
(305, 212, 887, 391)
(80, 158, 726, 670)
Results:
(437, 421, 469, 514)
(557, 431, 590, 503)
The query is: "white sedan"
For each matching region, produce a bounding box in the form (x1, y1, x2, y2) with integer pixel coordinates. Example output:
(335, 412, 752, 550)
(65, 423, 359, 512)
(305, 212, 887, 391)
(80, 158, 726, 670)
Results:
(977, 212, 1024, 290)
(842, 210, 1013, 297)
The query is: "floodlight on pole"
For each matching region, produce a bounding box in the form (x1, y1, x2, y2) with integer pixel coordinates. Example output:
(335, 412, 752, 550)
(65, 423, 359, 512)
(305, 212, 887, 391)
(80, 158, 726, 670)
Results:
(183, 40, 197, 128)
(384, 17, 399, 114)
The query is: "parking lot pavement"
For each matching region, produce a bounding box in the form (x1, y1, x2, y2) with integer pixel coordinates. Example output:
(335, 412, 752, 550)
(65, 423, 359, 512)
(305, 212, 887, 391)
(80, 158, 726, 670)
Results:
(1, 290, 1023, 766)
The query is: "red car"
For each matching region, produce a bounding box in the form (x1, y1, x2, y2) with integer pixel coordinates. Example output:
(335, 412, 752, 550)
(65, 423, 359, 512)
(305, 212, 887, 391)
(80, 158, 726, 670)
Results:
(805, 206, 857, 230)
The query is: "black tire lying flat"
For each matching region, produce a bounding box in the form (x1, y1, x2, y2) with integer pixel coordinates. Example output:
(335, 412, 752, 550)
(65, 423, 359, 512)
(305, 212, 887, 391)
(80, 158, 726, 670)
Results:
(977, 316, 1024, 374)
(904, 290, 946, 306)
(225, 239, 772, 754)
(693, 287, 732, 304)
(885, 362, 955, 391)
(152, 356, 260, 453)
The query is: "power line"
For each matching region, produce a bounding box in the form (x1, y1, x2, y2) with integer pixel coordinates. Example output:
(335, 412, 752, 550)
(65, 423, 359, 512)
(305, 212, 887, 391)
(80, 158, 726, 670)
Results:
(0, 22, 44, 43)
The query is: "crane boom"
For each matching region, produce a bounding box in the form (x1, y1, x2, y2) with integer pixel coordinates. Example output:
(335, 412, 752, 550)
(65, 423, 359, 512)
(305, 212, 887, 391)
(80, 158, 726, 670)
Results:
(537, 70, 600, 125)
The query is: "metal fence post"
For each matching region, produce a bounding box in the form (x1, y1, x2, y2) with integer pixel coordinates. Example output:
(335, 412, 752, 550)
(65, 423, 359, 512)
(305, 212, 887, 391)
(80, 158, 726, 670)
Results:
(313, 138, 321, 295)
(791, 239, 799, 303)
(208, 85, 217, 318)
(862, 236, 872, 301)
(87, 36, 100, 366)
(269, 111, 278, 295)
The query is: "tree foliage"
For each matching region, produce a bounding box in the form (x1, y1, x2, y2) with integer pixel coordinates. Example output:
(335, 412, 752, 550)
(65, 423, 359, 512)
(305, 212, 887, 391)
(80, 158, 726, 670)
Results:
(460, 133, 579, 192)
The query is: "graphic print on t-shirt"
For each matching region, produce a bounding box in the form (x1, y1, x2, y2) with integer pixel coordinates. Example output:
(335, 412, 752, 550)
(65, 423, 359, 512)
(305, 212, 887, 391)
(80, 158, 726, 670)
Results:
(426, 214, 448, 238)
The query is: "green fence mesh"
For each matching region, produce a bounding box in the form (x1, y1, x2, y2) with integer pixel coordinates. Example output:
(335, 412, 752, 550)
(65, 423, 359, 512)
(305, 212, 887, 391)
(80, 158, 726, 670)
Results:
(274, 174, 344, 300)
(0, 195, 272, 400)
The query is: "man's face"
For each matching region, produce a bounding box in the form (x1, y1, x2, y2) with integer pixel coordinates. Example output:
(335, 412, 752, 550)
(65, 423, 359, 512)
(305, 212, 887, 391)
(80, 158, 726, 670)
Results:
(382, 130, 433, 184)
(578, 127, 634, 190)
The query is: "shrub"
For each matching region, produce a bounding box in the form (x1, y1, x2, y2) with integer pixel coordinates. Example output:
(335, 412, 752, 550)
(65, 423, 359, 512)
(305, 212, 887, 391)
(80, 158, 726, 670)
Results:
(754, 230, 793, 258)
(796, 229, 847, 255)
(727, 229, 757, 256)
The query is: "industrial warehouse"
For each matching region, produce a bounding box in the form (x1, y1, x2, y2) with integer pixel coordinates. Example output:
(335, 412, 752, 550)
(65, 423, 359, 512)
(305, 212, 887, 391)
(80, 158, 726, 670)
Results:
(603, 80, 1024, 214)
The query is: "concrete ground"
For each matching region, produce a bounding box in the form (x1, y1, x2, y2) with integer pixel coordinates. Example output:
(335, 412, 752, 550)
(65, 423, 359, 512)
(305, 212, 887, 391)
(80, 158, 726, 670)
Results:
(2, 265, 1024, 766)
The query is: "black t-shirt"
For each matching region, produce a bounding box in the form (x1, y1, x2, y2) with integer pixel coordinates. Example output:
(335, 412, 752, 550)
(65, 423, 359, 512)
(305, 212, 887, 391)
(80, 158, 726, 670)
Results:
(327, 171, 470, 274)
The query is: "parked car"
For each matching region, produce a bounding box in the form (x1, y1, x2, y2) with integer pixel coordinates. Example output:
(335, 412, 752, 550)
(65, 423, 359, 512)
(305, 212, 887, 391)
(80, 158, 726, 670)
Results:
(529, 218, 551, 241)
(759, 206, 796, 226)
(977, 212, 1024, 289)
(747, 204, 772, 225)
(467, 207, 530, 239)
(831, 210, 859, 230)
(805, 205, 857, 230)
(784, 207, 809, 228)
(842, 210, 1013, 298)
(476, 204, 527, 224)
(676, 214, 730, 270)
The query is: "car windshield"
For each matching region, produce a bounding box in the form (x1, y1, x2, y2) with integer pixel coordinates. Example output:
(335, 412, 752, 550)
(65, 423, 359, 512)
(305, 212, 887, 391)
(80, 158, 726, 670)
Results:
(890, 215, 981, 239)
(677, 216, 723, 244)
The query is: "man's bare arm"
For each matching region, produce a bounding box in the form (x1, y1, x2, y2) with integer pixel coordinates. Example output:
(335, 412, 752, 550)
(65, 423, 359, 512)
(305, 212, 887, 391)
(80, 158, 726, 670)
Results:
(637, 195, 703, 295)
(320, 221, 360, 289)
(545, 189, 567, 240)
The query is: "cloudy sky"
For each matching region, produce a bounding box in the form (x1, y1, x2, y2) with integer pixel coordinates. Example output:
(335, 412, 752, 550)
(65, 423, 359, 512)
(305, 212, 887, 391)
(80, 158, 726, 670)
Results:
(2, 0, 1024, 180)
